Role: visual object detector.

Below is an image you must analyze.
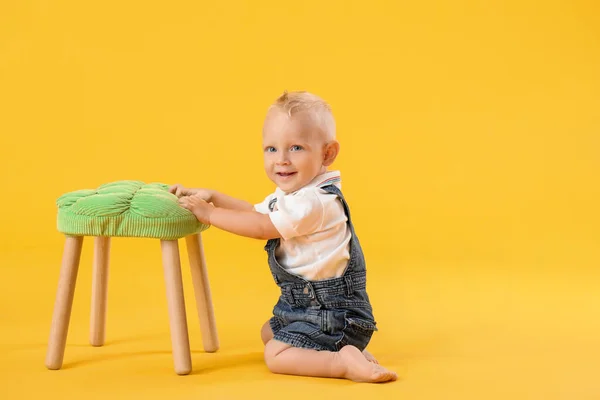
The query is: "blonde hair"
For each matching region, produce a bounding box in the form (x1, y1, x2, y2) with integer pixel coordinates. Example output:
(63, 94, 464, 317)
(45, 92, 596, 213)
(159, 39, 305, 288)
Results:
(269, 91, 336, 141)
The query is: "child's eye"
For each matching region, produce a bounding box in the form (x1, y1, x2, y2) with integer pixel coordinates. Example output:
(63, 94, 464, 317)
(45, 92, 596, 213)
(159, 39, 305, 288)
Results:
(265, 146, 276, 153)
(290, 145, 303, 151)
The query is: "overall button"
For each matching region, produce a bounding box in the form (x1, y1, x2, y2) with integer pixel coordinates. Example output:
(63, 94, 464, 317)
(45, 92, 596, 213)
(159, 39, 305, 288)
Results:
(303, 284, 315, 299)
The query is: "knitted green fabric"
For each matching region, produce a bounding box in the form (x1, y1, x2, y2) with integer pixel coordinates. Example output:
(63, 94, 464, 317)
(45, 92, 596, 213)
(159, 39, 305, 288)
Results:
(57, 180, 209, 239)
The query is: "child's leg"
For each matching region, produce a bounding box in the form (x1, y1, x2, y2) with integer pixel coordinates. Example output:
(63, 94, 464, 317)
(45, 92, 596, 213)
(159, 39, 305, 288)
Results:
(261, 320, 378, 363)
(264, 339, 397, 383)
(261, 320, 274, 344)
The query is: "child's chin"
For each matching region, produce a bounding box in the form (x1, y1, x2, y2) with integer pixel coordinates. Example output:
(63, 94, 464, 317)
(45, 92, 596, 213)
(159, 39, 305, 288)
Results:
(277, 181, 295, 191)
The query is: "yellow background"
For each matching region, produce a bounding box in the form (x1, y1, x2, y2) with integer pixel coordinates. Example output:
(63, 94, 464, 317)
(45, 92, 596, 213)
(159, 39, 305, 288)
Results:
(1, 1, 598, 399)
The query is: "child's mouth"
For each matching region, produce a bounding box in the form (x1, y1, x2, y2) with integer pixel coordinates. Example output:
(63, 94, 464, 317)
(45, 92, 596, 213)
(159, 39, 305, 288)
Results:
(277, 172, 296, 178)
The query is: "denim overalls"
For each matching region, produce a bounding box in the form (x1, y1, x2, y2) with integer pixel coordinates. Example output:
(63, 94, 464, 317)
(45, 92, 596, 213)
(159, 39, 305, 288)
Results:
(265, 184, 377, 352)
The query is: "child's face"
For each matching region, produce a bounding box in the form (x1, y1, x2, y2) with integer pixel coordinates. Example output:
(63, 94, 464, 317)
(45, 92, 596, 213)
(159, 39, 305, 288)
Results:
(262, 109, 328, 194)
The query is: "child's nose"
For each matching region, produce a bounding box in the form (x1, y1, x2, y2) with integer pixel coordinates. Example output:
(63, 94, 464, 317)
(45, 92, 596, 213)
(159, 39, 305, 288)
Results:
(276, 153, 290, 165)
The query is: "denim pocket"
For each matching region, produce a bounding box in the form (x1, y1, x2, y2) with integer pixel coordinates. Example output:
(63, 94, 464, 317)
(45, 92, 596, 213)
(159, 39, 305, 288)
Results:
(337, 316, 377, 351)
(346, 317, 377, 335)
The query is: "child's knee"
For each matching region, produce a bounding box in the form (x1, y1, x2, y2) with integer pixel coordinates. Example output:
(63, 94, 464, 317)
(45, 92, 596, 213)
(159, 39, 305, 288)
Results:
(263, 340, 290, 371)
(261, 320, 274, 345)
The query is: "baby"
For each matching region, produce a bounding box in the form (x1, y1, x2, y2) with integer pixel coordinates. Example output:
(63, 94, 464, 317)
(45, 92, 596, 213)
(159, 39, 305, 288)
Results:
(170, 91, 397, 383)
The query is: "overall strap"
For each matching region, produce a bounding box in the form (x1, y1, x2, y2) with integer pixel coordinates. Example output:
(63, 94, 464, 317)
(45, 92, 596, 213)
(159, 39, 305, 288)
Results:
(319, 184, 354, 227)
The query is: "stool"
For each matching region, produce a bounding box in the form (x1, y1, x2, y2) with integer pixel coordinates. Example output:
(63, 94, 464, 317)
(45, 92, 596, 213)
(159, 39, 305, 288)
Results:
(45, 180, 218, 375)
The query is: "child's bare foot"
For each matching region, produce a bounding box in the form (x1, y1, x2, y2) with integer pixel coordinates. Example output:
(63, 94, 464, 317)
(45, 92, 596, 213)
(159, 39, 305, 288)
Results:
(339, 345, 397, 383)
(362, 349, 378, 364)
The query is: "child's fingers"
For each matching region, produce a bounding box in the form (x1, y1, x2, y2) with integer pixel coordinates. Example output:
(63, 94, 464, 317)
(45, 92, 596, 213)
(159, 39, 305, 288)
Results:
(169, 184, 185, 197)
(179, 195, 208, 210)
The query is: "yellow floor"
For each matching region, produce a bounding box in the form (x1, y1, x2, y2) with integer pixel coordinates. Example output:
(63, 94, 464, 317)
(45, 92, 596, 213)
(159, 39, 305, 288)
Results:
(2, 236, 599, 400)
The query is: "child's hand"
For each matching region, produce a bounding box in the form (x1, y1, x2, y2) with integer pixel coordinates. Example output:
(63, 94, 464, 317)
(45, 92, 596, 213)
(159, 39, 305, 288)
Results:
(178, 194, 214, 225)
(169, 183, 200, 197)
(169, 184, 213, 202)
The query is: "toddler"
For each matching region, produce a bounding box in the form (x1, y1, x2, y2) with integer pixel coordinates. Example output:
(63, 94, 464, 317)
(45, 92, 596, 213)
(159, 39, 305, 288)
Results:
(171, 91, 397, 383)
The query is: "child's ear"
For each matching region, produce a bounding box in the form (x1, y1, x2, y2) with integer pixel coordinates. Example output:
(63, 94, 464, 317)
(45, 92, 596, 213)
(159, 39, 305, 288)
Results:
(322, 141, 340, 166)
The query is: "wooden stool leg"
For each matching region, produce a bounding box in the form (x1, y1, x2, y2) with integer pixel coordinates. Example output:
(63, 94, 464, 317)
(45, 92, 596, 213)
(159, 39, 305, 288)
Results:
(186, 234, 219, 353)
(90, 236, 111, 346)
(46, 235, 84, 370)
(160, 240, 192, 375)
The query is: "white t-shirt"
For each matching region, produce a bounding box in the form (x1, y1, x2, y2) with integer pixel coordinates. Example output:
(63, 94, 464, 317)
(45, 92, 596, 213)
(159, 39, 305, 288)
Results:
(254, 171, 352, 281)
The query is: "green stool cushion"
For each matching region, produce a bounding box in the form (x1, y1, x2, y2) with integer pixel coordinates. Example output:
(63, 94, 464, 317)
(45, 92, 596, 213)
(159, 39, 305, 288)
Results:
(57, 180, 209, 240)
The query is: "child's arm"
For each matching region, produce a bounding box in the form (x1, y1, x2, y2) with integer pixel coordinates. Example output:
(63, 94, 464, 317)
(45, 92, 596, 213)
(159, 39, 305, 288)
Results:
(210, 191, 254, 211)
(209, 207, 280, 240)
(179, 195, 280, 240)
(169, 184, 253, 211)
